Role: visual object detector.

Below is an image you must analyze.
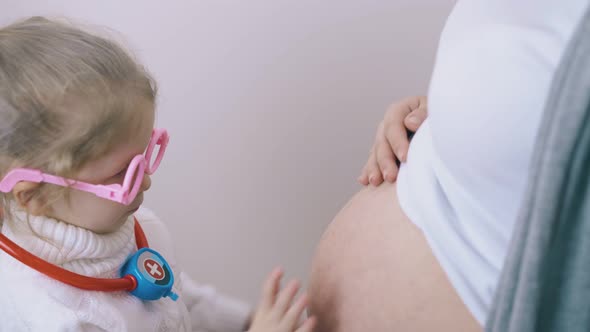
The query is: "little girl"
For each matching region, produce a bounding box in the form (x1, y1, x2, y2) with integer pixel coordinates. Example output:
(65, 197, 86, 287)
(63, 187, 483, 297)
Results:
(0, 17, 315, 332)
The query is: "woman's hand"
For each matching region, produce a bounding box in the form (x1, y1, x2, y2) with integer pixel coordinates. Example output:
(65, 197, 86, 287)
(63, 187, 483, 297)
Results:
(358, 96, 428, 186)
(248, 268, 316, 332)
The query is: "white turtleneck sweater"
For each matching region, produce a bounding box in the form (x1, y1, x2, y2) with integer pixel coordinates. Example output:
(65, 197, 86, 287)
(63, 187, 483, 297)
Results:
(0, 206, 251, 332)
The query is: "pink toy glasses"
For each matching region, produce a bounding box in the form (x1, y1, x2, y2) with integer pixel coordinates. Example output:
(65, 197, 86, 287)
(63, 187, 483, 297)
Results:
(0, 128, 169, 206)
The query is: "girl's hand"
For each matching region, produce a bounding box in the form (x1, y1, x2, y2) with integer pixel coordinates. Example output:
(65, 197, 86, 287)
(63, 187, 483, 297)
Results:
(248, 268, 316, 332)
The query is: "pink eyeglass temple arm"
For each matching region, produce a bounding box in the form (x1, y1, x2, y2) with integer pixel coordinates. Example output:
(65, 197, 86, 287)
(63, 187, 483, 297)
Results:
(0, 169, 126, 202)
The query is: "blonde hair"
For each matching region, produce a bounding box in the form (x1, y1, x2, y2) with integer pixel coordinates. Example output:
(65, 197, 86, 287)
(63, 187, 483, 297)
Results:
(0, 16, 157, 217)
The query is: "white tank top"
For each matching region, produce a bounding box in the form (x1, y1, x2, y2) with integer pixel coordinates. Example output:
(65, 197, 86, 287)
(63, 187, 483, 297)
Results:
(396, 0, 589, 324)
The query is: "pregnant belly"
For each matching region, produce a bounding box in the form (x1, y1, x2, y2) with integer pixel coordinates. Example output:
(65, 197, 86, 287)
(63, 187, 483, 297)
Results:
(308, 182, 480, 331)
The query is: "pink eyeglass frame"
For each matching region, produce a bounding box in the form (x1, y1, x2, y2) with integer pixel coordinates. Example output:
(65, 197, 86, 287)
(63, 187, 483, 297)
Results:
(0, 128, 169, 206)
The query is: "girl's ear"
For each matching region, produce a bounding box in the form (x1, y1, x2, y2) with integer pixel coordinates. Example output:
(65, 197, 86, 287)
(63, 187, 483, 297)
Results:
(12, 182, 46, 215)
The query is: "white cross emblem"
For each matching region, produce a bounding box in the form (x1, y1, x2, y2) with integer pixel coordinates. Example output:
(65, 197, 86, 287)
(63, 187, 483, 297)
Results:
(143, 258, 165, 280)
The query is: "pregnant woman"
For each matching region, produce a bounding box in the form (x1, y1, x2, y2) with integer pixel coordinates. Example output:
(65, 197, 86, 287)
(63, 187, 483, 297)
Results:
(308, 1, 590, 331)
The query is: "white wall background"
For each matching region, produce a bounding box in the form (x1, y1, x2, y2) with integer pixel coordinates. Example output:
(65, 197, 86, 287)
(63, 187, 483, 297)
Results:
(1, 0, 455, 303)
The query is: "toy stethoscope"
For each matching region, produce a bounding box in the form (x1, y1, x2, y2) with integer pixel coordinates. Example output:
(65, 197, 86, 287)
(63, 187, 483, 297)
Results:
(0, 217, 178, 301)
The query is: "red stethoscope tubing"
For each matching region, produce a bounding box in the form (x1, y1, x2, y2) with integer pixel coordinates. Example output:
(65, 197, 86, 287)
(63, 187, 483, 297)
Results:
(0, 217, 149, 291)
